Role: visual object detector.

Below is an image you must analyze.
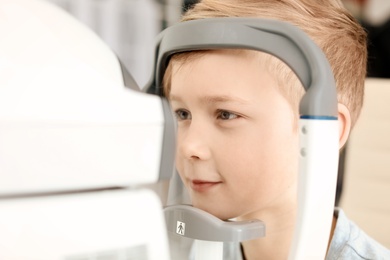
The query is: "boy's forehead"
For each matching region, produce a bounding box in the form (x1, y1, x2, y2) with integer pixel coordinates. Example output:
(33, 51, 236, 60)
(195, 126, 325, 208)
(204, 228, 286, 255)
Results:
(170, 49, 280, 88)
(169, 51, 284, 105)
(170, 49, 266, 81)
(171, 48, 260, 66)
(169, 92, 251, 105)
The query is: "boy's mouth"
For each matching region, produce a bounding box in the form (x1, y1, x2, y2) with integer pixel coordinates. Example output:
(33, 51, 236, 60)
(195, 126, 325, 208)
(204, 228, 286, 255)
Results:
(190, 180, 222, 192)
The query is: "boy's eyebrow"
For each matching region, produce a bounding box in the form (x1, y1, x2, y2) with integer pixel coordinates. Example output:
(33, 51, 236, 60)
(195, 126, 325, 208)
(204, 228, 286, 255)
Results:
(169, 94, 250, 104)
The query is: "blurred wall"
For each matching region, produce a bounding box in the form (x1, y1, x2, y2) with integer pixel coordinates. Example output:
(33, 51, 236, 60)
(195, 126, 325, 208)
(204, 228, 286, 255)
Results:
(47, 0, 182, 88)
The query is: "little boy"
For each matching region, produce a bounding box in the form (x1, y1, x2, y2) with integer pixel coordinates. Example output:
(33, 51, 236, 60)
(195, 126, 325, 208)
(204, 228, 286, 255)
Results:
(162, 0, 390, 259)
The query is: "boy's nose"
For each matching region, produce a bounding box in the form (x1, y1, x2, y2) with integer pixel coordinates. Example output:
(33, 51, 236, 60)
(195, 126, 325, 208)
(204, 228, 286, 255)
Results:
(178, 123, 212, 161)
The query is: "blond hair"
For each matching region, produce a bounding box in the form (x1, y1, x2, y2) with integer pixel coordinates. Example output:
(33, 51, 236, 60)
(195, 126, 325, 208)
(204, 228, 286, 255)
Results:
(163, 0, 367, 127)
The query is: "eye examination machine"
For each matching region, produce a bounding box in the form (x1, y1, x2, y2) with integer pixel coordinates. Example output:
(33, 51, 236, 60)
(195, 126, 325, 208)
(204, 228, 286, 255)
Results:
(0, 0, 339, 259)
(145, 16, 339, 260)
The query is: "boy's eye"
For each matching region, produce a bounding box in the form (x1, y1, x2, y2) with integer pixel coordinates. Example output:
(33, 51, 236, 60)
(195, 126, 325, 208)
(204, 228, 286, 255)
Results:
(175, 109, 192, 120)
(217, 110, 238, 120)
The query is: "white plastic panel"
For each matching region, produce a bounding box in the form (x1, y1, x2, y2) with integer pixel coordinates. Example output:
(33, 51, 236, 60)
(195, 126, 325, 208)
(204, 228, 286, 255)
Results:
(0, 189, 170, 260)
(289, 119, 339, 259)
(0, 121, 163, 194)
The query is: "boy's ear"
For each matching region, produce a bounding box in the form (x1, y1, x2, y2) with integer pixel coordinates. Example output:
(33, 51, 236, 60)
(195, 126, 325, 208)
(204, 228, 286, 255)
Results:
(338, 103, 351, 149)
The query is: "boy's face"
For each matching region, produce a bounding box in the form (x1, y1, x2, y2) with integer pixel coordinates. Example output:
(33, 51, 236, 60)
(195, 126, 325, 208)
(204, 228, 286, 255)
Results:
(169, 50, 299, 220)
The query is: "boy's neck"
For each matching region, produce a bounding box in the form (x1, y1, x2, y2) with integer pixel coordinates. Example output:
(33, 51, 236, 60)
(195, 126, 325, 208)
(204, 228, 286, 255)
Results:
(240, 205, 296, 260)
(238, 182, 297, 260)
(240, 208, 338, 260)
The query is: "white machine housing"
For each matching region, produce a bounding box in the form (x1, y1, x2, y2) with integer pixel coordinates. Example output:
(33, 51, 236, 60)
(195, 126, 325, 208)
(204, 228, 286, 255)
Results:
(0, 1, 171, 259)
(0, 0, 167, 194)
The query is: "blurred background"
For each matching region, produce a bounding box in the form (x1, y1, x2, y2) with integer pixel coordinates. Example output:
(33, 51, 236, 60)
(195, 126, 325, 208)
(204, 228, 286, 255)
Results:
(342, 0, 390, 78)
(46, 0, 390, 84)
(47, 0, 180, 89)
(46, 0, 201, 89)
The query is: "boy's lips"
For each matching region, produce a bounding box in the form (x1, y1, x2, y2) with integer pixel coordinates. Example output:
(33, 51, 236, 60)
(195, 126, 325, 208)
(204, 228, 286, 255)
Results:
(190, 179, 222, 192)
